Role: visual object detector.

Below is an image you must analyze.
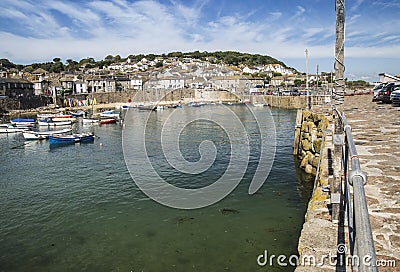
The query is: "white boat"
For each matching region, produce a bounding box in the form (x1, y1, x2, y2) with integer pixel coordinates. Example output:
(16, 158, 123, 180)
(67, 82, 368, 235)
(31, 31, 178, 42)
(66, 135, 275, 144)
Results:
(70, 110, 85, 117)
(37, 120, 72, 127)
(52, 117, 76, 122)
(37, 113, 56, 119)
(37, 113, 72, 119)
(0, 124, 27, 133)
(23, 132, 47, 140)
(22, 128, 72, 140)
(99, 110, 120, 118)
(138, 105, 157, 111)
(253, 103, 267, 107)
(82, 118, 100, 124)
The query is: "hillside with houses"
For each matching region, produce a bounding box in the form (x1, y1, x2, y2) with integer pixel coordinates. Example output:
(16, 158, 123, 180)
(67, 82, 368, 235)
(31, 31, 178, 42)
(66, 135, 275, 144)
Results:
(0, 51, 334, 107)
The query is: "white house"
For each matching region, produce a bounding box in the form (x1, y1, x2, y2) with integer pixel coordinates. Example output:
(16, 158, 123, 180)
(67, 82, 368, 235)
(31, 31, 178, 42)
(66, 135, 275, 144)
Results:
(75, 81, 87, 94)
(130, 78, 143, 90)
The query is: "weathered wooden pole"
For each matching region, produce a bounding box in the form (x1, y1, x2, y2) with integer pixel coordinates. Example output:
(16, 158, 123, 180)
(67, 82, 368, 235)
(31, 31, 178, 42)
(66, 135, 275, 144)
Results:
(331, 0, 345, 224)
(334, 0, 345, 105)
(305, 49, 309, 110)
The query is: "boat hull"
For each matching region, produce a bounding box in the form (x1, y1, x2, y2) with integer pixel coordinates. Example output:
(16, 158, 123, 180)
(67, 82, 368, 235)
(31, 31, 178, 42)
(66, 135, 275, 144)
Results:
(23, 128, 72, 140)
(38, 120, 72, 127)
(138, 105, 157, 111)
(23, 132, 47, 140)
(10, 118, 35, 126)
(0, 127, 26, 133)
(82, 118, 100, 124)
(49, 133, 94, 145)
(99, 119, 117, 125)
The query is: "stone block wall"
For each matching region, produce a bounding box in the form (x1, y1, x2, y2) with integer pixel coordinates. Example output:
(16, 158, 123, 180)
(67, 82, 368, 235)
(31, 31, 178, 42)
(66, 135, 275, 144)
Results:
(295, 110, 330, 175)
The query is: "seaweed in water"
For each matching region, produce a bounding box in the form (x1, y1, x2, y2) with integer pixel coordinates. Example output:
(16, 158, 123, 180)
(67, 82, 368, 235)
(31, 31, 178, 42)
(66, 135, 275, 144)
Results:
(176, 216, 195, 224)
(220, 208, 239, 215)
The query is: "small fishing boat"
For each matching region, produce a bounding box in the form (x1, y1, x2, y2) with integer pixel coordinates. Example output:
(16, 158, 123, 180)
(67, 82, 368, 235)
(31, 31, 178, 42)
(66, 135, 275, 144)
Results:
(138, 105, 157, 111)
(167, 104, 182, 108)
(37, 113, 72, 119)
(70, 110, 85, 117)
(22, 128, 72, 140)
(49, 135, 79, 144)
(0, 124, 27, 133)
(38, 118, 72, 127)
(99, 118, 117, 125)
(49, 132, 94, 145)
(22, 132, 47, 140)
(99, 110, 120, 118)
(82, 118, 100, 124)
(52, 117, 76, 122)
(78, 133, 95, 143)
(253, 103, 268, 107)
(10, 118, 35, 126)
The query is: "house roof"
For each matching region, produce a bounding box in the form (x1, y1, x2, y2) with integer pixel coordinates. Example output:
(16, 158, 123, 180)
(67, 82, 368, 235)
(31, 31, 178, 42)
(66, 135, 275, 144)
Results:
(32, 68, 48, 74)
(0, 77, 32, 84)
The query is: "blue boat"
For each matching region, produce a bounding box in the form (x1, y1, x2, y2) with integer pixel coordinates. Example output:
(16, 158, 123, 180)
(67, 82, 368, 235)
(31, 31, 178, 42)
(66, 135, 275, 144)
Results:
(49, 133, 94, 145)
(10, 118, 35, 126)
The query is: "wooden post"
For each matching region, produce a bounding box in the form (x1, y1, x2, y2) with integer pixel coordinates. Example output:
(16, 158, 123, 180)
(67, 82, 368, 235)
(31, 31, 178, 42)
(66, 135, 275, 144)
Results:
(293, 109, 303, 155)
(331, 113, 343, 223)
(331, 0, 346, 223)
(334, 0, 345, 106)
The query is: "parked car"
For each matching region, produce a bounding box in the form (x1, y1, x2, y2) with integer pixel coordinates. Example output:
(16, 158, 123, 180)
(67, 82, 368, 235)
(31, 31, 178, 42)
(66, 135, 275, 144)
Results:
(390, 86, 400, 105)
(291, 89, 300, 96)
(300, 90, 312, 96)
(376, 82, 398, 103)
(372, 84, 385, 102)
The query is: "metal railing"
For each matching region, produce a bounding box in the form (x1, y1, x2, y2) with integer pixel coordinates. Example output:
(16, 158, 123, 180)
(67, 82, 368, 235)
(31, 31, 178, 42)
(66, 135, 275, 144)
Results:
(334, 107, 378, 271)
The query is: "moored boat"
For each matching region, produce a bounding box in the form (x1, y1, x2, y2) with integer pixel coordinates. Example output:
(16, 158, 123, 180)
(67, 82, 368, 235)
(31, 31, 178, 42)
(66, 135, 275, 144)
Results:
(82, 118, 100, 124)
(99, 118, 117, 125)
(52, 117, 76, 122)
(0, 124, 28, 133)
(49, 132, 95, 145)
(22, 132, 47, 140)
(253, 103, 268, 107)
(49, 135, 79, 145)
(38, 118, 72, 127)
(99, 110, 120, 118)
(37, 113, 72, 119)
(22, 128, 72, 140)
(70, 110, 85, 117)
(138, 105, 157, 111)
(10, 118, 35, 126)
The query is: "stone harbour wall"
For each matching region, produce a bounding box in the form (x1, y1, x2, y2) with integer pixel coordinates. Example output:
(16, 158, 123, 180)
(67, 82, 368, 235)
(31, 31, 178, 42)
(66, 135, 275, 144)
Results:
(264, 95, 306, 109)
(294, 110, 330, 175)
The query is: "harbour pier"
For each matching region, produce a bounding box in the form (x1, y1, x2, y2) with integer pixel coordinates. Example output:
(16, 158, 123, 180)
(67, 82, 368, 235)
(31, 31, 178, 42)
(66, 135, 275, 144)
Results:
(295, 94, 399, 271)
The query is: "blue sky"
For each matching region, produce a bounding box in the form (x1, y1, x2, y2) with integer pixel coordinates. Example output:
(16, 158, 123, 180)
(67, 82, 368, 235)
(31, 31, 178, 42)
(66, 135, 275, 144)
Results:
(0, 0, 399, 81)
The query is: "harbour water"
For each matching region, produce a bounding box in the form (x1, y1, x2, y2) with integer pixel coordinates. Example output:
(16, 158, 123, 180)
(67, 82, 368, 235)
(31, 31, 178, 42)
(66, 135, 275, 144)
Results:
(0, 105, 313, 271)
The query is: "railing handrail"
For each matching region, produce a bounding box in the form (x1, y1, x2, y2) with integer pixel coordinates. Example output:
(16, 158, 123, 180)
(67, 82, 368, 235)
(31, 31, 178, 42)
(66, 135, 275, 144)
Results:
(333, 107, 378, 271)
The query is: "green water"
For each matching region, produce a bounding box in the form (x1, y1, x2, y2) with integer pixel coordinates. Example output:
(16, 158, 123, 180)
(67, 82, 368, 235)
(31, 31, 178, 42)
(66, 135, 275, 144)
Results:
(0, 106, 313, 271)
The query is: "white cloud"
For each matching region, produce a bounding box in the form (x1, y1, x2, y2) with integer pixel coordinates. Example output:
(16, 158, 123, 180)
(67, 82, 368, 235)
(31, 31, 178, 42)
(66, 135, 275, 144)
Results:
(269, 12, 282, 20)
(350, 0, 365, 12)
(0, 0, 398, 80)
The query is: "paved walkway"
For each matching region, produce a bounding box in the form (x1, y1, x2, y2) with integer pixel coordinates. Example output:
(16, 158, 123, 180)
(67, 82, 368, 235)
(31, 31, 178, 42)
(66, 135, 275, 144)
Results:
(343, 94, 400, 269)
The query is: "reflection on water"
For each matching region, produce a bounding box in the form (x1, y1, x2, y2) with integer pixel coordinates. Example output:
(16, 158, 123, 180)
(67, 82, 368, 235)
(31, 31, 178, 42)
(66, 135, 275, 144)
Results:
(0, 106, 313, 272)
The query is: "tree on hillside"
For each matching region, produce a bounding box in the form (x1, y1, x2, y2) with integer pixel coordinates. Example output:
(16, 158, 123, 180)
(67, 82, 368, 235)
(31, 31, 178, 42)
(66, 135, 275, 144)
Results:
(65, 59, 79, 71)
(0, 59, 16, 69)
(105, 55, 114, 61)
